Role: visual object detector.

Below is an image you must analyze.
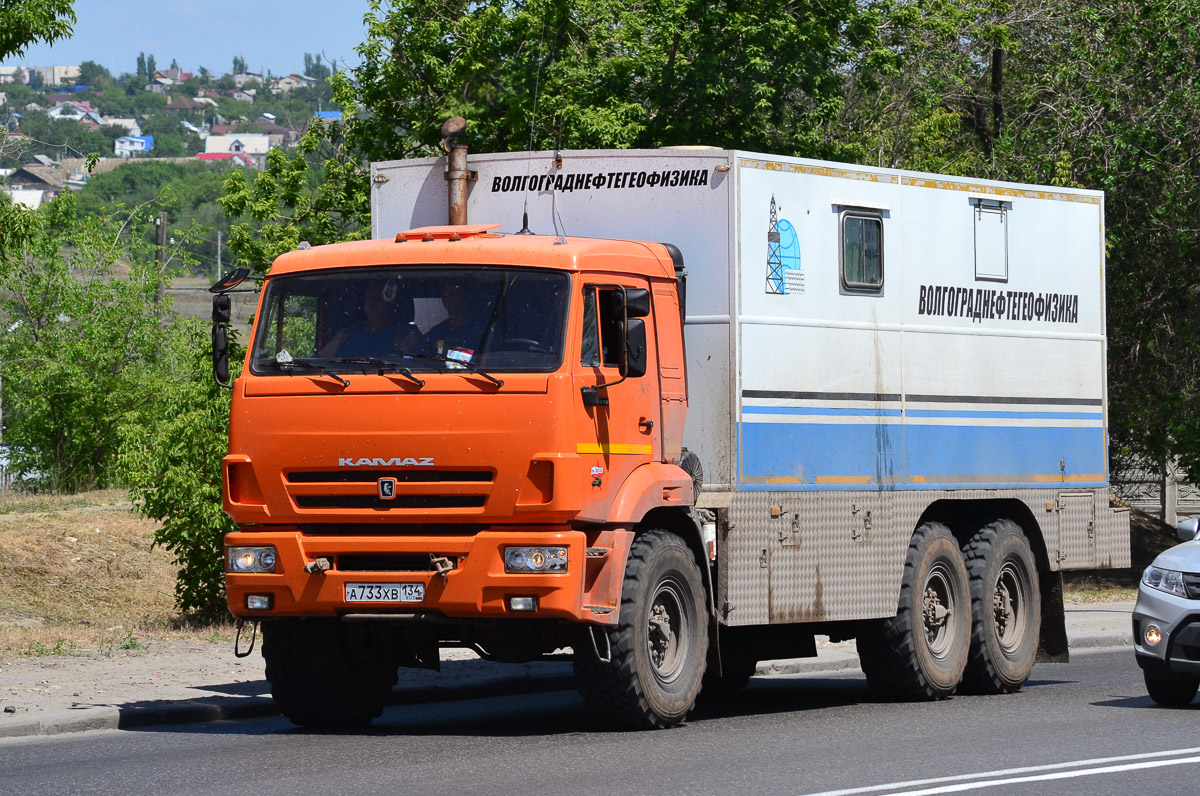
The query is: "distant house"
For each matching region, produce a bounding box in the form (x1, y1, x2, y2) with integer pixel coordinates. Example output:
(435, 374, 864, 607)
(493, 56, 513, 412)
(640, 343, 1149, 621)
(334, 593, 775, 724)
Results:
(9, 157, 67, 195)
(105, 117, 142, 136)
(29, 65, 81, 87)
(233, 71, 263, 87)
(0, 66, 28, 84)
(145, 76, 173, 94)
(2, 187, 50, 208)
(196, 152, 255, 167)
(165, 95, 204, 114)
(270, 74, 316, 94)
(153, 68, 193, 83)
(76, 111, 107, 132)
(209, 123, 235, 136)
(204, 133, 270, 155)
(222, 88, 255, 102)
(114, 135, 154, 157)
(194, 96, 219, 109)
(47, 100, 98, 120)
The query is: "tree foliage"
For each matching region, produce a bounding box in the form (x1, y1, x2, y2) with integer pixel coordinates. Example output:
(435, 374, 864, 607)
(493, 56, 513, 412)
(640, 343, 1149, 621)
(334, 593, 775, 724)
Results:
(117, 322, 239, 618)
(0, 0, 75, 61)
(0, 195, 179, 491)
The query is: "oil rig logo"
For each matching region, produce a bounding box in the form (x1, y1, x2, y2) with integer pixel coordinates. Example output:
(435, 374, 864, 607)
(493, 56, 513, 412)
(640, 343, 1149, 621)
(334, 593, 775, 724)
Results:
(765, 196, 803, 295)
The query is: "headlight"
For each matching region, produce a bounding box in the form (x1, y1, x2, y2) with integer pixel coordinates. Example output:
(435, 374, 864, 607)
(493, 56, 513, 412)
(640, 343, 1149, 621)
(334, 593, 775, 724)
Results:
(227, 546, 278, 573)
(503, 546, 568, 574)
(1143, 565, 1188, 597)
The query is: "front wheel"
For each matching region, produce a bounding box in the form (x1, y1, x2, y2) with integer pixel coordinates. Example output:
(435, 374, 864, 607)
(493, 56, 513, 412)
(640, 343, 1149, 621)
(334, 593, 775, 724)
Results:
(1144, 670, 1200, 707)
(574, 529, 708, 728)
(857, 521, 970, 700)
(261, 619, 398, 728)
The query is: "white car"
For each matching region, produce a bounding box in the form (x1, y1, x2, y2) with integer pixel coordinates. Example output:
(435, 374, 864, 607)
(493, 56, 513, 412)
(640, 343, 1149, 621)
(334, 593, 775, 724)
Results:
(1134, 517, 1200, 705)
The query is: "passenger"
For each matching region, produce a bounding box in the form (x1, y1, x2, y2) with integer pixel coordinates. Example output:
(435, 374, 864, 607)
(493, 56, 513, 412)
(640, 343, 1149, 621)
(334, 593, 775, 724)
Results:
(320, 279, 414, 358)
(413, 278, 486, 363)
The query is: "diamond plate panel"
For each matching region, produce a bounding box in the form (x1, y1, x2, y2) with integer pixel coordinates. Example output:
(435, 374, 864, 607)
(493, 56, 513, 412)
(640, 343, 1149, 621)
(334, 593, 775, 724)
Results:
(1057, 491, 1095, 568)
(719, 487, 1126, 627)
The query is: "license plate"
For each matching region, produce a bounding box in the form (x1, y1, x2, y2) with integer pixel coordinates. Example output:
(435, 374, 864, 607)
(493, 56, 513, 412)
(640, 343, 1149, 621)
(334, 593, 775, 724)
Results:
(344, 582, 425, 603)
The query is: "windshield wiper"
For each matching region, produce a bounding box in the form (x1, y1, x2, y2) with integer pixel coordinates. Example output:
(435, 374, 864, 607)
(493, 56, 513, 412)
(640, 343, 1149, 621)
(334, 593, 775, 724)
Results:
(402, 353, 504, 388)
(331, 357, 425, 387)
(273, 358, 350, 389)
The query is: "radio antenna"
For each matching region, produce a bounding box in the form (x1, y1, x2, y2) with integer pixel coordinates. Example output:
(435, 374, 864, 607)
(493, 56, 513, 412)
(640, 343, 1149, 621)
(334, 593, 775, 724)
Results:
(517, 18, 547, 235)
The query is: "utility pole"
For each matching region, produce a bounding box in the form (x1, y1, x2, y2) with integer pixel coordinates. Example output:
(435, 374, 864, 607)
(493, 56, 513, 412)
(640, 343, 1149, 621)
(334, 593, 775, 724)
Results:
(216, 230, 222, 282)
(156, 211, 168, 305)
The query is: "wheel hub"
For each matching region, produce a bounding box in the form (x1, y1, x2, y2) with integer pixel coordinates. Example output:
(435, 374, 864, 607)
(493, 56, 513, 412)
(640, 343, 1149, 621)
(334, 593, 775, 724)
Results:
(922, 565, 956, 657)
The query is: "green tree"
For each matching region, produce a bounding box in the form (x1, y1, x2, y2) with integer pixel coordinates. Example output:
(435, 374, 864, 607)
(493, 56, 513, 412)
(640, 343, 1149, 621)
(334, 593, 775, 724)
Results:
(832, 0, 1200, 482)
(146, 53, 157, 76)
(77, 59, 112, 89)
(0, 0, 75, 61)
(117, 321, 239, 617)
(303, 52, 330, 81)
(233, 55, 247, 75)
(0, 194, 183, 491)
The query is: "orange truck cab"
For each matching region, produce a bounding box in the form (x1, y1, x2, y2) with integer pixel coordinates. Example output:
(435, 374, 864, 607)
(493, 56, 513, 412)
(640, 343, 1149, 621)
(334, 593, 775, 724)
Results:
(216, 224, 707, 729)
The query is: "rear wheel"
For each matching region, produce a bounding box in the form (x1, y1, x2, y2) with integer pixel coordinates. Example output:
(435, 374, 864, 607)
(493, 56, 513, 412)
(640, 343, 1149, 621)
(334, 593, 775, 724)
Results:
(961, 519, 1040, 694)
(1144, 670, 1200, 707)
(857, 521, 970, 700)
(261, 619, 398, 728)
(574, 529, 708, 728)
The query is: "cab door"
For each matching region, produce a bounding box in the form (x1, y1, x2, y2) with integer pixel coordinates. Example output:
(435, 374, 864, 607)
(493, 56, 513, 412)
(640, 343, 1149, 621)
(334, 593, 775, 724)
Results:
(572, 279, 660, 522)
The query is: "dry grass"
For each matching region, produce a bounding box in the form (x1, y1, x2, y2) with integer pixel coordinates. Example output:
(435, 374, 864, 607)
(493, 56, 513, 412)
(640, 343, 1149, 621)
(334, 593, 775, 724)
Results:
(0, 489, 234, 659)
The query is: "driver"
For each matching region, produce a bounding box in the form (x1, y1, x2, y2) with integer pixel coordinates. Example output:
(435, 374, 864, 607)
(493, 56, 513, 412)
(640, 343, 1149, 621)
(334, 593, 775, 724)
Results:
(319, 278, 414, 358)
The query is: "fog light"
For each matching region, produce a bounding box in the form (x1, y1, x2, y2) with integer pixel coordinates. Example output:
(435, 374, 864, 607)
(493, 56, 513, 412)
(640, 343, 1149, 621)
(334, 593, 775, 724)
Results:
(246, 594, 273, 610)
(227, 546, 278, 573)
(1145, 624, 1163, 647)
(503, 546, 567, 574)
(508, 596, 537, 612)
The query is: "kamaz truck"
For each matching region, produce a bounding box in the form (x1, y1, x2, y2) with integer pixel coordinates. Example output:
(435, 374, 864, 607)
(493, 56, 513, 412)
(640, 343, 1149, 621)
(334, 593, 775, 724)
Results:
(212, 139, 1130, 729)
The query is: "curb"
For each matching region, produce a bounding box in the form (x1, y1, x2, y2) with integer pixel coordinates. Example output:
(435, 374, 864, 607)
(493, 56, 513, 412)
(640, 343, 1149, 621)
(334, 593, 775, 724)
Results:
(0, 632, 1135, 740)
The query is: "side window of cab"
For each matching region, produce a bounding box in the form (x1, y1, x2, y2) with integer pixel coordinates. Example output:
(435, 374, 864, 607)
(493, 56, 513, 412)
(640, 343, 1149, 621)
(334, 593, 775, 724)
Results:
(580, 285, 627, 368)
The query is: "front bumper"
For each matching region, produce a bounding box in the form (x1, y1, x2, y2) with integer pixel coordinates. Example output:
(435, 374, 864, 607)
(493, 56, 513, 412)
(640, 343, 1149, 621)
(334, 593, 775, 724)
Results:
(1132, 586, 1200, 676)
(225, 527, 628, 625)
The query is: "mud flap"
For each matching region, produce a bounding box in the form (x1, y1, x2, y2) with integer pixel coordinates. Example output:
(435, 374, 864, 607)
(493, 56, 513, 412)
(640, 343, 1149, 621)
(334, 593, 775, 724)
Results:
(1036, 570, 1069, 663)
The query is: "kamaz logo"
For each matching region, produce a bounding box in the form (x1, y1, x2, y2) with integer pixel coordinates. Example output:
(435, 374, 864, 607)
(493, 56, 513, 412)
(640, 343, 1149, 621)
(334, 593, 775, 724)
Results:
(338, 457, 435, 467)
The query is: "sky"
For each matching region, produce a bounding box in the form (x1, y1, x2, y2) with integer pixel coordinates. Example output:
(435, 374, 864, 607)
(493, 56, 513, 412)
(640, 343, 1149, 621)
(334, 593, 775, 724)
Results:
(1, 0, 374, 77)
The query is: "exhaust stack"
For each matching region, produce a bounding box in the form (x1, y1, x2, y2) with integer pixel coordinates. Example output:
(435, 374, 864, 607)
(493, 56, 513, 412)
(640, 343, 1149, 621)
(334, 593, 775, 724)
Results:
(441, 117, 474, 225)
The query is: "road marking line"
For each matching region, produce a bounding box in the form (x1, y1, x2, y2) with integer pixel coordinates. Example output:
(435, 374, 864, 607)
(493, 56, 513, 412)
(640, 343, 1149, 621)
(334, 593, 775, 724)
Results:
(885, 756, 1200, 794)
(798, 746, 1200, 796)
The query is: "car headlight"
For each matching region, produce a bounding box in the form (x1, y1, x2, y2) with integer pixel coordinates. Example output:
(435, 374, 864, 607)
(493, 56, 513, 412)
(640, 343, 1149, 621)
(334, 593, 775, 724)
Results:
(503, 546, 568, 574)
(227, 546, 278, 573)
(1143, 565, 1188, 597)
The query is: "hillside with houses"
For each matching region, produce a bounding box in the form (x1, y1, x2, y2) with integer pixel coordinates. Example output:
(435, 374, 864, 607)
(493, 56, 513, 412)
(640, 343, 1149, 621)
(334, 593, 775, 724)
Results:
(0, 54, 342, 276)
(0, 56, 339, 206)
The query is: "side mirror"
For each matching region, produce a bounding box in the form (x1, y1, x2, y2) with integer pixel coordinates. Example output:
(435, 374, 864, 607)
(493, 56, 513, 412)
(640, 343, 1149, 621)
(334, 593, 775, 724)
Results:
(212, 323, 230, 387)
(212, 293, 231, 324)
(622, 288, 651, 318)
(620, 318, 647, 378)
(1177, 517, 1200, 543)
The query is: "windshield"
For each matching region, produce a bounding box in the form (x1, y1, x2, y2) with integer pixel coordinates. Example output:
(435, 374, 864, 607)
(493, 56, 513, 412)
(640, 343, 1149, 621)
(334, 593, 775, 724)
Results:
(250, 266, 570, 375)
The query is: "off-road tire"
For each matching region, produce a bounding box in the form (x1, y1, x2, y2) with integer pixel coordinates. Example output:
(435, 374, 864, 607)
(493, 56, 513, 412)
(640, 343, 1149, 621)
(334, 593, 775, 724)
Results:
(857, 521, 970, 700)
(1144, 670, 1200, 707)
(960, 519, 1040, 694)
(261, 618, 398, 728)
(574, 529, 708, 728)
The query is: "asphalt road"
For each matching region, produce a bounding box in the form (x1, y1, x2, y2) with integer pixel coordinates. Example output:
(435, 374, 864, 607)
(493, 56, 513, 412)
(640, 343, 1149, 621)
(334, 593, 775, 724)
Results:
(2, 647, 1198, 796)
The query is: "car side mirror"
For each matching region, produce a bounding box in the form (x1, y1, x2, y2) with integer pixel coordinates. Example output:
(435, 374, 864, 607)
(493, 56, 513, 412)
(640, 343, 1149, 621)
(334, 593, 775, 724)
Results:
(1177, 517, 1200, 543)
